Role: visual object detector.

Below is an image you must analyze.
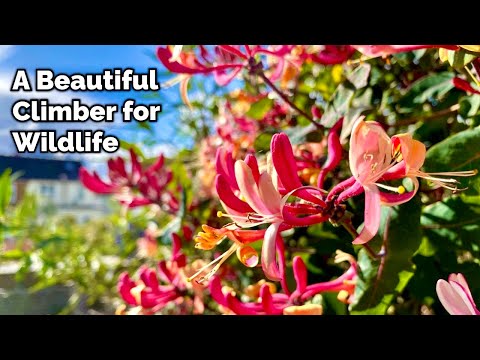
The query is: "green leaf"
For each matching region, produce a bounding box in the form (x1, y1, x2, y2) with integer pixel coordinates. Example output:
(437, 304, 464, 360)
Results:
(246, 98, 274, 120)
(321, 64, 371, 128)
(283, 123, 320, 145)
(397, 72, 455, 113)
(350, 197, 422, 314)
(447, 49, 478, 69)
(119, 140, 145, 159)
(347, 63, 371, 89)
(0, 169, 13, 217)
(421, 195, 480, 255)
(459, 94, 480, 120)
(423, 126, 480, 195)
(254, 132, 275, 153)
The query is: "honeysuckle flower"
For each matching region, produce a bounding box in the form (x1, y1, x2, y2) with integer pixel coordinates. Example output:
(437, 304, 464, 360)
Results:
(353, 45, 458, 58)
(209, 251, 357, 315)
(338, 118, 409, 244)
(191, 133, 329, 283)
(157, 45, 296, 107)
(390, 133, 477, 193)
(80, 150, 179, 212)
(329, 118, 477, 244)
(118, 233, 204, 315)
(80, 148, 142, 194)
(436, 273, 480, 315)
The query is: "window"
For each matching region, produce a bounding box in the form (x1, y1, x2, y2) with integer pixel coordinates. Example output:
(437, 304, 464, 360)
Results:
(40, 184, 54, 197)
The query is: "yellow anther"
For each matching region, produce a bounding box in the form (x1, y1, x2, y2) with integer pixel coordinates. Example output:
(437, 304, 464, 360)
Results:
(397, 185, 406, 194)
(217, 211, 224, 218)
(337, 290, 350, 304)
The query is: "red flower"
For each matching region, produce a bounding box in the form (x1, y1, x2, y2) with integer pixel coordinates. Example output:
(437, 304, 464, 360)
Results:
(80, 150, 178, 212)
(209, 251, 357, 315)
(118, 233, 204, 315)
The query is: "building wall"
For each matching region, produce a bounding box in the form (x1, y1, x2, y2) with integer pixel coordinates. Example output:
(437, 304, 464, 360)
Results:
(13, 179, 110, 221)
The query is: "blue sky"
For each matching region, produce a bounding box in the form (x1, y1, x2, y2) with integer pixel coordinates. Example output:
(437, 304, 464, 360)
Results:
(0, 45, 198, 167)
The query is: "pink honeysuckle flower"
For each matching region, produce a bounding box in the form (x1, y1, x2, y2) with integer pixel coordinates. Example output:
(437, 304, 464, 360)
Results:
(436, 273, 480, 315)
(335, 118, 411, 244)
(80, 150, 179, 213)
(118, 233, 206, 315)
(157, 45, 296, 107)
(206, 135, 328, 282)
(353, 45, 459, 58)
(328, 119, 477, 244)
(80, 148, 142, 194)
(389, 133, 477, 194)
(209, 250, 357, 315)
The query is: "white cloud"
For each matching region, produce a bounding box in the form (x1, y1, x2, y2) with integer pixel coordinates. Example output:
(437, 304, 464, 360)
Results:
(0, 45, 14, 62)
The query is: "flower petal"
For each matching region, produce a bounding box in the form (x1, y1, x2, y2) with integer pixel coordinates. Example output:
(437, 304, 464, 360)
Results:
(261, 222, 283, 281)
(235, 160, 272, 215)
(79, 168, 117, 194)
(293, 256, 308, 294)
(352, 184, 381, 245)
(214, 66, 243, 86)
(380, 177, 419, 207)
(436, 279, 478, 315)
(258, 172, 282, 214)
(259, 284, 283, 315)
(244, 154, 260, 184)
(215, 174, 252, 213)
(453, 77, 480, 95)
(208, 276, 228, 307)
(271, 133, 303, 191)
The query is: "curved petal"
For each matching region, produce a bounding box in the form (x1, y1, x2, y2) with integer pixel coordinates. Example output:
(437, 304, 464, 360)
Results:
(258, 172, 282, 214)
(235, 161, 272, 215)
(215, 148, 238, 190)
(79, 168, 117, 194)
(215, 174, 252, 213)
(352, 184, 381, 245)
(293, 256, 308, 294)
(335, 180, 364, 204)
(261, 222, 283, 281)
(271, 133, 303, 191)
(214, 66, 242, 86)
(436, 279, 478, 315)
(380, 177, 419, 207)
(129, 149, 142, 184)
(244, 154, 260, 184)
(226, 293, 261, 315)
(209, 276, 228, 307)
(326, 176, 357, 202)
(453, 77, 480, 95)
(259, 284, 283, 315)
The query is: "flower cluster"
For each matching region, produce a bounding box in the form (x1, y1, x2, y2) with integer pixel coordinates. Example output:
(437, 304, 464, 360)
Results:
(78, 44, 480, 315)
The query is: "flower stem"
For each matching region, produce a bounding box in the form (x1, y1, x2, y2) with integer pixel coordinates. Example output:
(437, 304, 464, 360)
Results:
(394, 104, 460, 126)
(340, 219, 383, 259)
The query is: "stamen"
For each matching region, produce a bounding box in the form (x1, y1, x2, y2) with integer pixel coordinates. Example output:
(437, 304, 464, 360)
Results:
(376, 183, 406, 194)
(187, 244, 239, 284)
(334, 250, 355, 265)
(337, 290, 350, 304)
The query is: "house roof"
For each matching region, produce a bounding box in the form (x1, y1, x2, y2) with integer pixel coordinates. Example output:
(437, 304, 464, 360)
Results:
(0, 156, 82, 180)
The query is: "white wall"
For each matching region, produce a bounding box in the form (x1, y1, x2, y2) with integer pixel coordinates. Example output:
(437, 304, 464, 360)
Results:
(24, 180, 110, 220)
